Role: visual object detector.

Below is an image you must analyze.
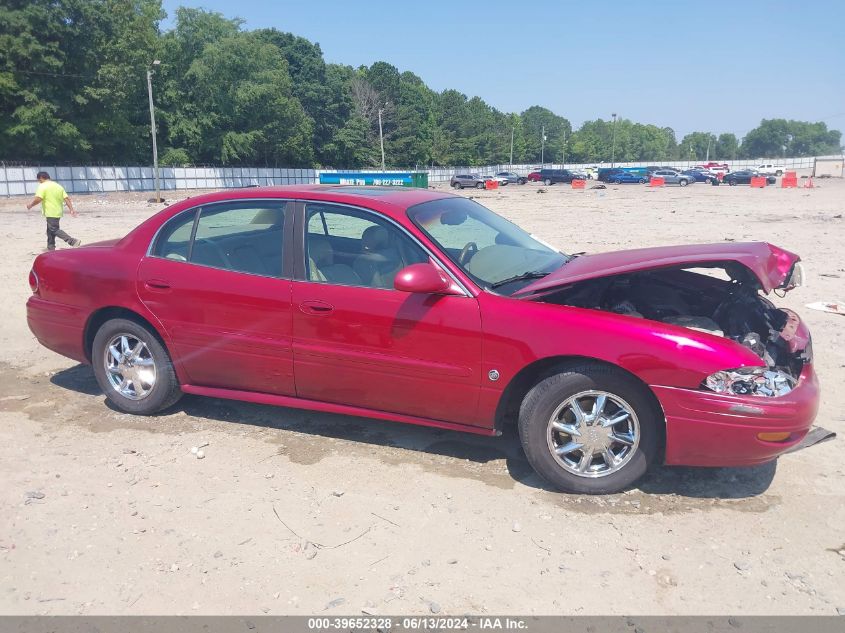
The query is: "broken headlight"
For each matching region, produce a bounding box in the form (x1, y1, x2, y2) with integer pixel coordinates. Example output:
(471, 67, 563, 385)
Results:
(782, 262, 805, 290)
(704, 367, 796, 397)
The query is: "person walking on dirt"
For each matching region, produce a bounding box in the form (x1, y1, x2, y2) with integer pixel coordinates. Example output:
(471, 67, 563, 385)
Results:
(26, 171, 81, 250)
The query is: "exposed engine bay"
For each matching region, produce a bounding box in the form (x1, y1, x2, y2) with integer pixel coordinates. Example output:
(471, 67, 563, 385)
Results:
(539, 263, 809, 393)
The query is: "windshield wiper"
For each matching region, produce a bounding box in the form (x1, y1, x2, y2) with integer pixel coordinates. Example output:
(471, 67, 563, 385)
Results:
(490, 270, 550, 289)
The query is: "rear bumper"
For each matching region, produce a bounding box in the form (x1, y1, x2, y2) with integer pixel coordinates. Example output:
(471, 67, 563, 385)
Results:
(654, 364, 819, 467)
(27, 296, 88, 364)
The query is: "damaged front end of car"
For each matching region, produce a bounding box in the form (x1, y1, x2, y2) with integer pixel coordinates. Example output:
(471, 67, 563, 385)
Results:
(521, 246, 811, 394)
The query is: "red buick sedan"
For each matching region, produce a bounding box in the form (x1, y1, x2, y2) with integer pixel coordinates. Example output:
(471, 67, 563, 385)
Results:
(27, 186, 818, 493)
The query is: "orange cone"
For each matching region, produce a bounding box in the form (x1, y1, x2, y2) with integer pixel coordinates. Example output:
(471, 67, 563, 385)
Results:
(804, 177, 814, 189)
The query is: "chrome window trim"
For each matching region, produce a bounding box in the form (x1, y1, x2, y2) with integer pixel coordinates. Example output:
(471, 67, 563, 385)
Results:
(300, 200, 473, 297)
(145, 198, 293, 281)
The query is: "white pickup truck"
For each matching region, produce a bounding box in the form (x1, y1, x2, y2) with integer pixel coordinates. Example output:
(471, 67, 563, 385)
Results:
(755, 163, 786, 176)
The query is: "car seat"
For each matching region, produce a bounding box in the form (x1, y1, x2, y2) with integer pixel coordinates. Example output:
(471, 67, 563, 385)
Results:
(353, 225, 404, 288)
(308, 236, 361, 285)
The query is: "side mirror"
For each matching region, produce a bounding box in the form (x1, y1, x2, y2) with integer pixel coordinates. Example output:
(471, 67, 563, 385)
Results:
(394, 263, 460, 295)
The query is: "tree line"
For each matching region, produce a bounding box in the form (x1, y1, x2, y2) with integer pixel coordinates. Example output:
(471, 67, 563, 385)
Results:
(2, 1, 842, 168)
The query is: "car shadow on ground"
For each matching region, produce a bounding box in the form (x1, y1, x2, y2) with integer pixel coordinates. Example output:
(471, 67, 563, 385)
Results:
(50, 363, 776, 500)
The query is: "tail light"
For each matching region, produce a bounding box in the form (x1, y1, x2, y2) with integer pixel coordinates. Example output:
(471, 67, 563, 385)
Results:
(28, 268, 39, 294)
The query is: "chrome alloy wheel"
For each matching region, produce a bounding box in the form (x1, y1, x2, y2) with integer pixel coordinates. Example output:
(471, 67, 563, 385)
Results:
(103, 334, 157, 400)
(546, 390, 640, 478)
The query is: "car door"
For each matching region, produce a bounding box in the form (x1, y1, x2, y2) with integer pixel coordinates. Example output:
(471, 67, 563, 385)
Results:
(290, 201, 484, 426)
(137, 199, 296, 396)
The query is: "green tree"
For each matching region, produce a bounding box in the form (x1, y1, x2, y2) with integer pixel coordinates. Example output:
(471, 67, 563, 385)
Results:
(714, 133, 739, 160)
(179, 32, 313, 165)
(0, 0, 163, 162)
(741, 119, 841, 159)
(679, 132, 716, 162)
(520, 106, 571, 164)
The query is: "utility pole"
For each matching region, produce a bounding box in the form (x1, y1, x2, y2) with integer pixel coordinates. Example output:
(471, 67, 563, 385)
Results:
(706, 135, 712, 161)
(540, 125, 545, 165)
(377, 107, 386, 171)
(510, 125, 514, 165)
(562, 129, 566, 168)
(611, 113, 618, 167)
(146, 59, 161, 202)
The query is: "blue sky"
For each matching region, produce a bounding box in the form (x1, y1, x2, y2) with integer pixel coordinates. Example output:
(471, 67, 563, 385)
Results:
(160, 0, 845, 139)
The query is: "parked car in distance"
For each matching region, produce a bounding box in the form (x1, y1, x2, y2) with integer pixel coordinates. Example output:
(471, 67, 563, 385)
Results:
(597, 168, 624, 182)
(650, 169, 694, 186)
(723, 170, 777, 186)
(526, 171, 542, 182)
(682, 169, 718, 184)
(539, 169, 585, 185)
(485, 174, 509, 186)
(756, 163, 786, 177)
(450, 174, 488, 189)
(698, 162, 730, 173)
(610, 172, 647, 184)
(26, 185, 815, 494)
(495, 171, 526, 185)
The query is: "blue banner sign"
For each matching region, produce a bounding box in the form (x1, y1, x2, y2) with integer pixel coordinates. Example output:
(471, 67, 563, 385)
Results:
(319, 172, 414, 186)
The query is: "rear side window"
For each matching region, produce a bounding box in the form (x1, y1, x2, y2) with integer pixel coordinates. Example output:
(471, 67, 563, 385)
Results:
(153, 209, 197, 262)
(152, 201, 287, 278)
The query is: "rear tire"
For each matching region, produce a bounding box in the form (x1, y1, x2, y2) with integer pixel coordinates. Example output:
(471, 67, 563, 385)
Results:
(92, 318, 182, 415)
(728, 179, 737, 186)
(544, 178, 552, 186)
(775, 170, 782, 176)
(518, 362, 662, 494)
(452, 182, 462, 189)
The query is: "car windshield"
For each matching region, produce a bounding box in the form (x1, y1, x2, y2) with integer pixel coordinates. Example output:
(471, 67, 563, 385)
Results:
(408, 197, 569, 294)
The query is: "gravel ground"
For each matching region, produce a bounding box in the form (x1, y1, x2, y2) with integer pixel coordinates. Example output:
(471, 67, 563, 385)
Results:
(1, 178, 843, 615)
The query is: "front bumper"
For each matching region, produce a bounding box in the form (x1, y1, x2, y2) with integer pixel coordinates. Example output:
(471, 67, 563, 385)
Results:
(653, 364, 819, 467)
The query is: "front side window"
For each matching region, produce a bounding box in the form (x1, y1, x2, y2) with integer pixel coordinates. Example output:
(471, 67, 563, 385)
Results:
(304, 203, 427, 289)
(408, 197, 568, 295)
(152, 201, 287, 278)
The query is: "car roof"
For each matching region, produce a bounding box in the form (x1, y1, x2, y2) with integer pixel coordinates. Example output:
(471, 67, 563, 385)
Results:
(160, 185, 454, 221)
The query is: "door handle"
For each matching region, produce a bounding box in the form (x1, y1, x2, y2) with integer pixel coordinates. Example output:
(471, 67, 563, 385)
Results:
(143, 279, 171, 291)
(299, 300, 334, 315)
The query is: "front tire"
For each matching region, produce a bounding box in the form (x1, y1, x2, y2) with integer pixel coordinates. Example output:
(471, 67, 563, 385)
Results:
(92, 318, 182, 415)
(476, 182, 485, 189)
(452, 182, 462, 189)
(728, 179, 737, 186)
(775, 170, 783, 176)
(678, 178, 689, 187)
(518, 362, 662, 494)
(544, 178, 552, 186)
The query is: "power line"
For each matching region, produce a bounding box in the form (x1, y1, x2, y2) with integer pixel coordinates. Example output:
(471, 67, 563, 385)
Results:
(6, 68, 92, 79)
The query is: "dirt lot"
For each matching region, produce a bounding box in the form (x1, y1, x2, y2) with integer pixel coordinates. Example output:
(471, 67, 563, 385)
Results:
(1, 179, 843, 615)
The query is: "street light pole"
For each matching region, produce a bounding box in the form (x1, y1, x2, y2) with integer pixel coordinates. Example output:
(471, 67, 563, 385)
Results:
(146, 60, 161, 203)
(610, 113, 618, 167)
(541, 125, 545, 165)
(510, 125, 514, 165)
(562, 129, 566, 168)
(378, 107, 386, 171)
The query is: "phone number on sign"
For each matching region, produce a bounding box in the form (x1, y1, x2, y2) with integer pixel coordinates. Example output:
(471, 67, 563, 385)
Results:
(307, 617, 472, 630)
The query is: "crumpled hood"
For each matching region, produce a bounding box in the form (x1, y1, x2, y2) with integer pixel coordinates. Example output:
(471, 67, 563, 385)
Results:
(515, 241, 800, 296)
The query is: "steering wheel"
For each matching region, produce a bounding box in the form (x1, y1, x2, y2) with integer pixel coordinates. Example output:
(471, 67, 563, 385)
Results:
(458, 241, 478, 266)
